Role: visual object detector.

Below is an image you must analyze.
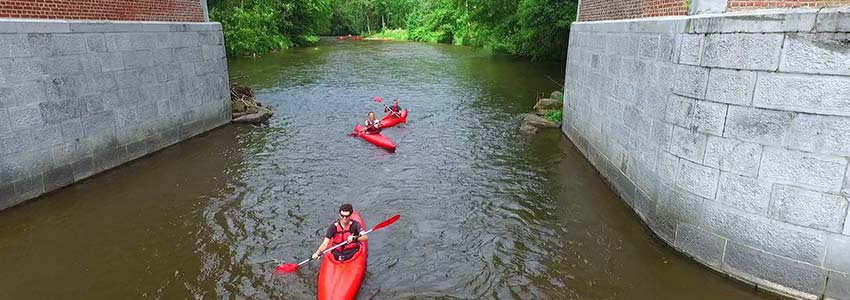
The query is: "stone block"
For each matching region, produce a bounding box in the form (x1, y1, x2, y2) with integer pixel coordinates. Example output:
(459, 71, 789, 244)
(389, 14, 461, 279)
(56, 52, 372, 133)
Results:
(201, 45, 225, 61)
(93, 145, 128, 172)
(141, 23, 172, 32)
(8, 104, 44, 130)
(674, 223, 725, 267)
(81, 111, 115, 137)
(84, 34, 107, 53)
(104, 33, 133, 52)
(153, 48, 176, 65)
(770, 185, 848, 233)
(128, 33, 158, 50)
(722, 241, 826, 295)
(71, 156, 94, 181)
(44, 164, 73, 191)
(846, 207, 850, 236)
(26, 33, 52, 57)
(754, 72, 850, 117)
(671, 126, 707, 163)
(44, 75, 83, 100)
(39, 98, 85, 125)
(706, 69, 756, 105)
(0, 58, 45, 85)
(827, 270, 850, 300)
(0, 108, 9, 133)
(826, 234, 850, 273)
(789, 114, 850, 156)
(817, 7, 850, 32)
(0, 34, 32, 58)
(51, 139, 92, 166)
(720, 12, 817, 33)
(51, 34, 87, 56)
(717, 172, 771, 215)
(702, 33, 783, 71)
(24, 149, 54, 176)
(678, 34, 704, 65)
(44, 55, 83, 75)
(82, 93, 105, 113)
(68, 22, 114, 33)
(723, 106, 795, 146)
(60, 118, 84, 141)
(705, 204, 826, 264)
(659, 186, 707, 223)
(676, 159, 719, 199)
(13, 175, 44, 200)
(704, 136, 762, 177)
(95, 52, 124, 72)
(658, 151, 680, 182)
(0, 129, 33, 156)
(175, 47, 203, 63)
(649, 120, 673, 151)
(759, 147, 847, 192)
(673, 65, 709, 99)
(30, 125, 63, 149)
(781, 33, 850, 76)
(123, 50, 155, 70)
(0, 183, 15, 210)
(0, 20, 70, 34)
(665, 94, 694, 128)
(692, 100, 727, 136)
(638, 35, 659, 59)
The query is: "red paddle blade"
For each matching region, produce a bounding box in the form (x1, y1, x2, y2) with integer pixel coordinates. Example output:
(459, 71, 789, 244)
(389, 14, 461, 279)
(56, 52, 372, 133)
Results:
(372, 214, 400, 231)
(275, 263, 300, 273)
(374, 97, 382, 103)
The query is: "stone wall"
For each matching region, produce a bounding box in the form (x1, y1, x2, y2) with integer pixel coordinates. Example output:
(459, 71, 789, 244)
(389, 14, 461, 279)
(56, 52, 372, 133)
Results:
(0, 19, 231, 210)
(562, 8, 850, 299)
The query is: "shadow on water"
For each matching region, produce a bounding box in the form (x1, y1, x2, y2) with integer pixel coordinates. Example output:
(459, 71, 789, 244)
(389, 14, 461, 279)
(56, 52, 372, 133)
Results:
(0, 39, 781, 300)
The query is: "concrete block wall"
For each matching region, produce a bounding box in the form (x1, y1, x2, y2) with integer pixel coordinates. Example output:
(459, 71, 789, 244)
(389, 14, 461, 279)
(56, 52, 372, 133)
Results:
(0, 19, 231, 210)
(563, 8, 850, 299)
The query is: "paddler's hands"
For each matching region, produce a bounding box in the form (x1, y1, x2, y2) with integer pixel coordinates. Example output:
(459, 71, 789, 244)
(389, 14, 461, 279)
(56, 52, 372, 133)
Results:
(346, 236, 357, 243)
(312, 252, 320, 259)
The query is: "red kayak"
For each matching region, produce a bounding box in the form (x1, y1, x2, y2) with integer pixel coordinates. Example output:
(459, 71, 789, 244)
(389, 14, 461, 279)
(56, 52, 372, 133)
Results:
(379, 109, 408, 128)
(353, 124, 397, 152)
(318, 210, 368, 300)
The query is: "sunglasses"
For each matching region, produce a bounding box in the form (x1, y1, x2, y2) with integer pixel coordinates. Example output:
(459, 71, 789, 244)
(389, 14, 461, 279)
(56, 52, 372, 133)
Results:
(339, 212, 352, 218)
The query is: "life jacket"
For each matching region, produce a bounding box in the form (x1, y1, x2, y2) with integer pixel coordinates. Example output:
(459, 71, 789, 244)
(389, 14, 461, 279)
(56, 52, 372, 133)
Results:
(389, 105, 401, 112)
(364, 119, 380, 132)
(331, 220, 360, 251)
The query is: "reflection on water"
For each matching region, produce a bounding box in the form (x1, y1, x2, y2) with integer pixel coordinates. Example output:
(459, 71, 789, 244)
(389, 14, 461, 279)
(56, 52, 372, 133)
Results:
(0, 39, 778, 300)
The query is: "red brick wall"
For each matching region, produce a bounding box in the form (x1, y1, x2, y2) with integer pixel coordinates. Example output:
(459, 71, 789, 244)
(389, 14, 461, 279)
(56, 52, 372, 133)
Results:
(0, 0, 205, 22)
(727, 0, 850, 10)
(579, 0, 688, 22)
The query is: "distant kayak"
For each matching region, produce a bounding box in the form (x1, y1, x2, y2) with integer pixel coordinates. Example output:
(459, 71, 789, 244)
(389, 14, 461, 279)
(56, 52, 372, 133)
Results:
(379, 109, 408, 129)
(353, 125, 397, 152)
(317, 210, 368, 300)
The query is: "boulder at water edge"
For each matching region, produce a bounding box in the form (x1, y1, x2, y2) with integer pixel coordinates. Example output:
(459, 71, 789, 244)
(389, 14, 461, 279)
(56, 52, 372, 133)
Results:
(550, 91, 563, 100)
(533, 98, 563, 116)
(519, 114, 559, 135)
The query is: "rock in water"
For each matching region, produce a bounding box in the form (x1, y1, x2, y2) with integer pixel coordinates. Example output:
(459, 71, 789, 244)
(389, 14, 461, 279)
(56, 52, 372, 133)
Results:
(522, 113, 560, 128)
(519, 124, 539, 134)
(533, 98, 563, 115)
(550, 91, 563, 100)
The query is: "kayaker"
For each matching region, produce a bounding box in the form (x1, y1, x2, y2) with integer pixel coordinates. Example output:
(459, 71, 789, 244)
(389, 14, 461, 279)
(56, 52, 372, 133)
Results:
(383, 99, 402, 118)
(363, 111, 381, 134)
(312, 204, 368, 261)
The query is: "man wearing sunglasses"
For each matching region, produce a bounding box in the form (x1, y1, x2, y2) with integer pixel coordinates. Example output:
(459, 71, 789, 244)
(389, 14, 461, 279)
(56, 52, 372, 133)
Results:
(312, 204, 368, 261)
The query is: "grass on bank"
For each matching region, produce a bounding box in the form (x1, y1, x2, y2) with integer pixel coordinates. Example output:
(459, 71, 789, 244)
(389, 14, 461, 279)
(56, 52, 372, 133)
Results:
(366, 28, 409, 40)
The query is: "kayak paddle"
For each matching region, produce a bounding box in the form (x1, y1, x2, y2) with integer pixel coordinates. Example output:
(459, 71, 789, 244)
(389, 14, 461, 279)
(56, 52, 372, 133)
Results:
(275, 214, 401, 273)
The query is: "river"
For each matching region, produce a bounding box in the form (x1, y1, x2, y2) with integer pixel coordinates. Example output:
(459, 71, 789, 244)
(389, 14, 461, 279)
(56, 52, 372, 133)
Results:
(0, 39, 779, 300)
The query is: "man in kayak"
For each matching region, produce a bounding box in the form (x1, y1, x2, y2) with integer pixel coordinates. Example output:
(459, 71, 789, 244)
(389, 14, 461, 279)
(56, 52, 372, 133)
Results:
(312, 204, 368, 261)
(363, 111, 382, 134)
(383, 98, 402, 118)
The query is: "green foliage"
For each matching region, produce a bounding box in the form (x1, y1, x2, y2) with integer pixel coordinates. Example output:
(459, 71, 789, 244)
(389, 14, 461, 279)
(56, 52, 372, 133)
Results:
(209, 0, 333, 55)
(210, 0, 579, 60)
(544, 109, 563, 124)
(369, 28, 409, 40)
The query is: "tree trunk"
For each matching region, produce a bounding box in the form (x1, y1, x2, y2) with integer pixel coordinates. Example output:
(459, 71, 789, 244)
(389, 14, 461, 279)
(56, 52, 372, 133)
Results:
(366, 14, 371, 35)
